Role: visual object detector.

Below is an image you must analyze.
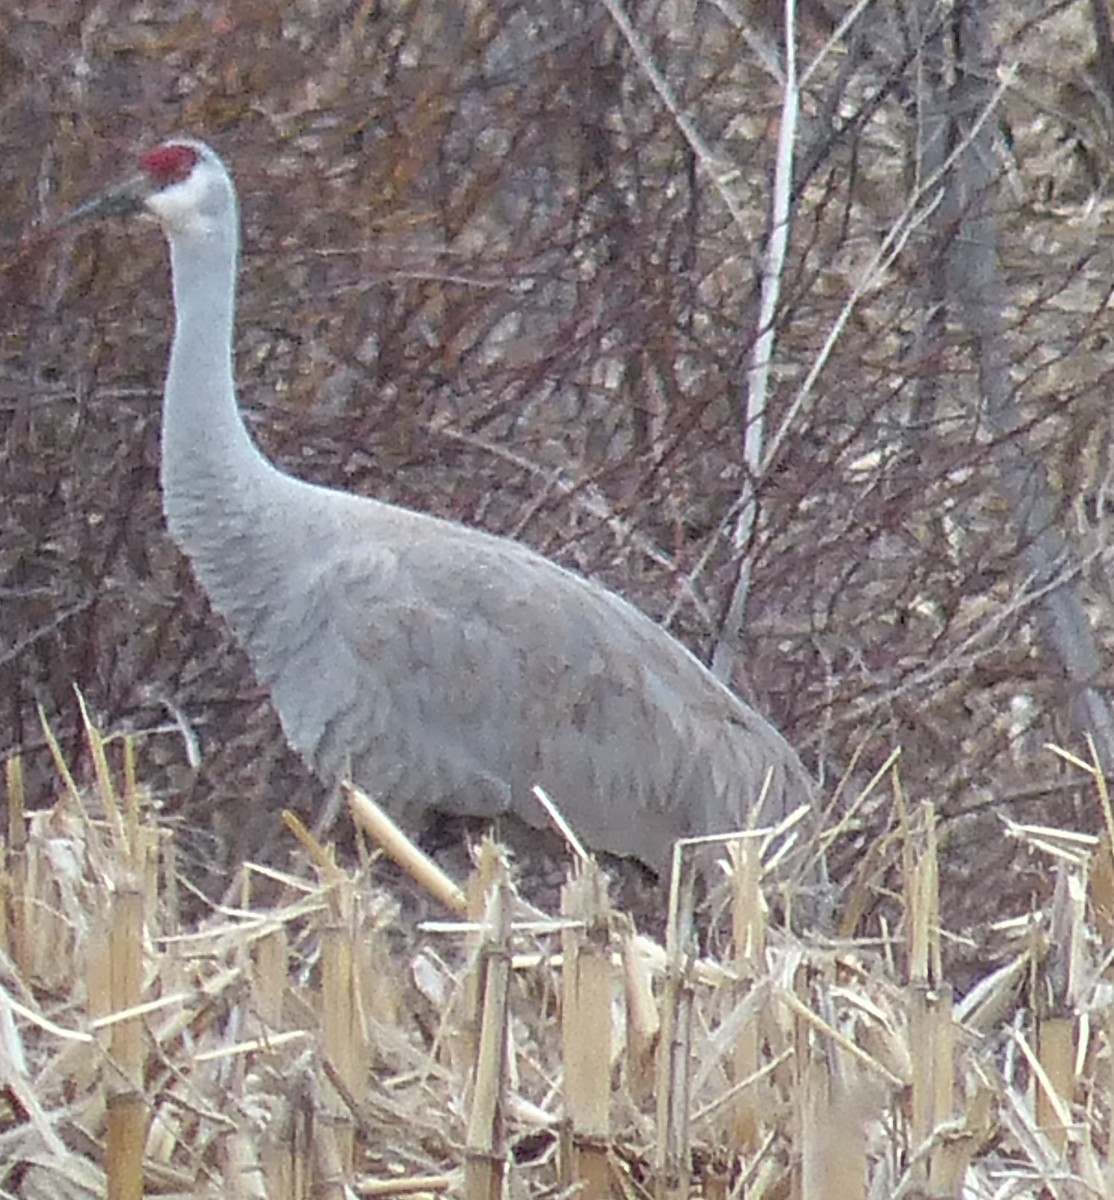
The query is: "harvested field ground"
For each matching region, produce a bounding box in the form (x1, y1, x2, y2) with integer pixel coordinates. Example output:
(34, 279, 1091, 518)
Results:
(1, 716, 1111, 1199)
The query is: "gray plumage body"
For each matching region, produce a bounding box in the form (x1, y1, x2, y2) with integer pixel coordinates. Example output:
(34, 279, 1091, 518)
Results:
(85, 140, 813, 874)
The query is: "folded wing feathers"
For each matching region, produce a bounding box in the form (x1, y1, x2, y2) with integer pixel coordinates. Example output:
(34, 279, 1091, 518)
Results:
(229, 493, 812, 872)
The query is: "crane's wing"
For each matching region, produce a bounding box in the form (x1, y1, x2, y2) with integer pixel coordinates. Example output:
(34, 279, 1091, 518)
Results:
(250, 492, 811, 873)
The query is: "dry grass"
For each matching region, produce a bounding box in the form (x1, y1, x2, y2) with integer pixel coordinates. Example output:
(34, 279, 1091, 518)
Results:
(2, 716, 1113, 1199)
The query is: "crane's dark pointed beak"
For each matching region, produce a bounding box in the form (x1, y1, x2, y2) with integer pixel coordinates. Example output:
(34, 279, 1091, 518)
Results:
(62, 173, 150, 225)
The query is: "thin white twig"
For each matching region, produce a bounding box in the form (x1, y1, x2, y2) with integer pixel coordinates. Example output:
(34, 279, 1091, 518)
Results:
(763, 65, 1016, 475)
(597, 0, 749, 231)
(798, 0, 876, 90)
(711, 0, 799, 679)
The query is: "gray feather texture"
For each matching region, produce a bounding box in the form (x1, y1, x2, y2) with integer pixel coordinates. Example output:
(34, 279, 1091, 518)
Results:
(98, 138, 814, 874)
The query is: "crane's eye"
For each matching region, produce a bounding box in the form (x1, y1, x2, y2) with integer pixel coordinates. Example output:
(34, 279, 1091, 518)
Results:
(140, 144, 200, 189)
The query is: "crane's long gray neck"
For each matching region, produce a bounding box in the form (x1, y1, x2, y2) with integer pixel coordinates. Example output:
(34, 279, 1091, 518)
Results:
(160, 219, 295, 637)
(161, 225, 271, 508)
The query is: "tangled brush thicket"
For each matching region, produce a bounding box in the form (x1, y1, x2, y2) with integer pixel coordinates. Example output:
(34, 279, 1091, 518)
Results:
(2, 1, 1114, 917)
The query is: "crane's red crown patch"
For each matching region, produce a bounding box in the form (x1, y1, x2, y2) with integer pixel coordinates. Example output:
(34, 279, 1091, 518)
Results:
(140, 143, 200, 189)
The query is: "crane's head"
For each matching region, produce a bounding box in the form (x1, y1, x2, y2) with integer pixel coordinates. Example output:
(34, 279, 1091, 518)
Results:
(67, 139, 235, 240)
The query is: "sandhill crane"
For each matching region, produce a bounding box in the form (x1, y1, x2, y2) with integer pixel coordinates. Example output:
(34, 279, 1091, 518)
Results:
(70, 139, 814, 874)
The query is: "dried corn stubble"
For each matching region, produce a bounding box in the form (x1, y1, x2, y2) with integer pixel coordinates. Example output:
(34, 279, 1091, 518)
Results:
(4, 732, 1114, 1198)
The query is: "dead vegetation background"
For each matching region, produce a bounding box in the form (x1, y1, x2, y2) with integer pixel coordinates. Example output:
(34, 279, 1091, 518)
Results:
(3, 4, 1114, 930)
(6, 0, 1114, 1195)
